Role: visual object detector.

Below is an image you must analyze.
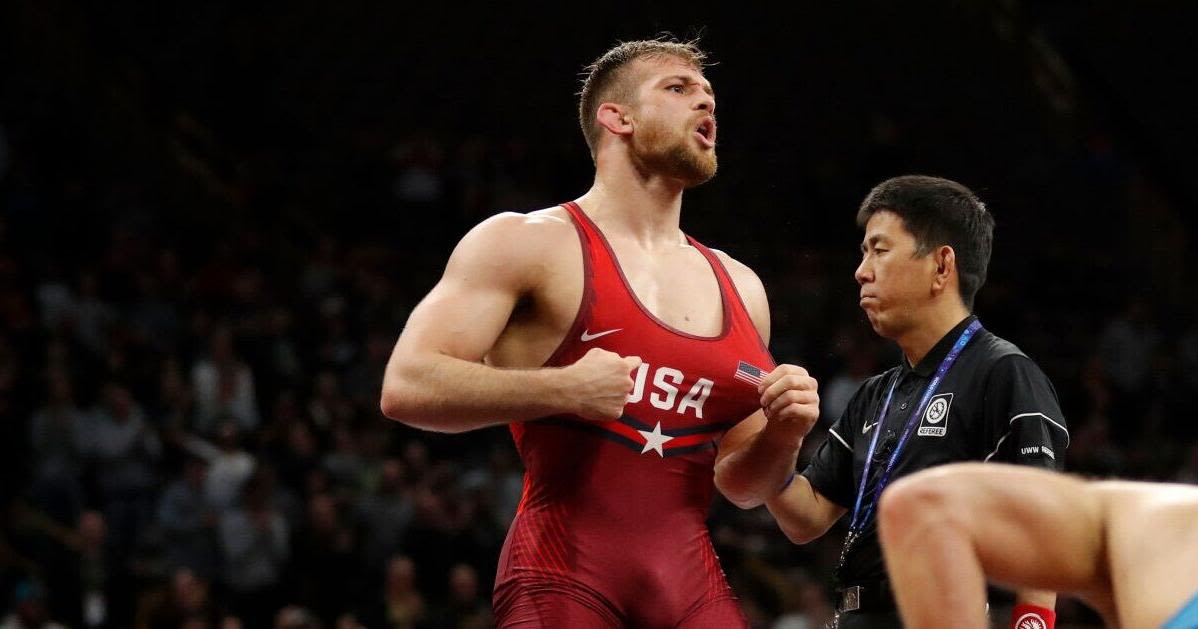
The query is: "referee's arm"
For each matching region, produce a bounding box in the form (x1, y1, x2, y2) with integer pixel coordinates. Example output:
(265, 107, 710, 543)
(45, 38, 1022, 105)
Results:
(767, 402, 859, 544)
(765, 473, 847, 544)
(983, 354, 1070, 618)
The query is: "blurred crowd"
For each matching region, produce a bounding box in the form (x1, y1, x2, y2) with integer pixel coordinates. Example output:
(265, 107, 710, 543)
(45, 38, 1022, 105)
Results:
(3, 1, 1198, 628)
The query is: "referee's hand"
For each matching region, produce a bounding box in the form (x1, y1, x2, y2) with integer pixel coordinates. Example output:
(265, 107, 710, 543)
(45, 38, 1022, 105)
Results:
(758, 364, 820, 436)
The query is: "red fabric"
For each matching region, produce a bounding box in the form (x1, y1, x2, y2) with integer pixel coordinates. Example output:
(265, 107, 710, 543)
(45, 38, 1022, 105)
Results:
(494, 201, 773, 626)
(1010, 604, 1056, 629)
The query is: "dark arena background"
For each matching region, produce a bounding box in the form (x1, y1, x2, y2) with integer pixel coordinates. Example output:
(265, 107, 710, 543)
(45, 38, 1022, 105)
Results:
(2, 1, 1196, 627)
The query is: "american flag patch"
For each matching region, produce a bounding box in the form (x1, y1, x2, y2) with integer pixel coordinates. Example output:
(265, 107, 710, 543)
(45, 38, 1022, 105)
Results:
(733, 361, 765, 386)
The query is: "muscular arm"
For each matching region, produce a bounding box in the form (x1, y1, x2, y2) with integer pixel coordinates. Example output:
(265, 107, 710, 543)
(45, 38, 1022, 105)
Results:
(716, 398, 849, 543)
(380, 213, 637, 433)
(878, 463, 1107, 629)
(717, 411, 808, 509)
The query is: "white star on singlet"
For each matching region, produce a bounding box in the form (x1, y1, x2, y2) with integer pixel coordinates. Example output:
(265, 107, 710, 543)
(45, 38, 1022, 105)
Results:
(638, 422, 674, 457)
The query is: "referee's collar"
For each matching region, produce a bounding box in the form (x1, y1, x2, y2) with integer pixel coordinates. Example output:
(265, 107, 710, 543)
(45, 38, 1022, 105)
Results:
(906, 314, 980, 378)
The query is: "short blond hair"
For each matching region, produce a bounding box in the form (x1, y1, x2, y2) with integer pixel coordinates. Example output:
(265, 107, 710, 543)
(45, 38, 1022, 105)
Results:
(578, 36, 708, 158)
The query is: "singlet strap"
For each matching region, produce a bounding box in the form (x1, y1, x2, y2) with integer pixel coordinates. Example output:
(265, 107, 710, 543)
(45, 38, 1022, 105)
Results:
(538, 203, 596, 368)
(687, 237, 773, 359)
(560, 201, 623, 281)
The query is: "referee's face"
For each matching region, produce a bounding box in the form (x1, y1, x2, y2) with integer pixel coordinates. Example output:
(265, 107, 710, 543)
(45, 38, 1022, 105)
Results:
(855, 211, 938, 339)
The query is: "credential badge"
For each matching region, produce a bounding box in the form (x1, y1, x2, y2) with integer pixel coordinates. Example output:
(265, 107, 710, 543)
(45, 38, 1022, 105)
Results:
(917, 392, 953, 437)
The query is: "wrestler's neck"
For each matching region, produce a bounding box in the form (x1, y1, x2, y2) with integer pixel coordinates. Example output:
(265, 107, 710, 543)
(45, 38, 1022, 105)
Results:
(896, 298, 972, 369)
(574, 156, 687, 248)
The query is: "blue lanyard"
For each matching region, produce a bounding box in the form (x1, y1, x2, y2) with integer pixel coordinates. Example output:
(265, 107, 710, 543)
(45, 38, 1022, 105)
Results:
(847, 319, 983, 533)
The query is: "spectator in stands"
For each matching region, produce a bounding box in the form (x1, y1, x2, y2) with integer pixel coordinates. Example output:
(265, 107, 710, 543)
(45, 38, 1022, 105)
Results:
(192, 327, 260, 435)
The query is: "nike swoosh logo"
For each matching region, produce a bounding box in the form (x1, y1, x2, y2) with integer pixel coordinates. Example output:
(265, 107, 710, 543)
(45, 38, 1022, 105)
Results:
(580, 328, 622, 342)
(862, 422, 878, 435)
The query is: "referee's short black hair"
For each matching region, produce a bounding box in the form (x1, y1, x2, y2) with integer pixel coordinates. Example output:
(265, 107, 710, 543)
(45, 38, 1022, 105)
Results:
(857, 175, 994, 310)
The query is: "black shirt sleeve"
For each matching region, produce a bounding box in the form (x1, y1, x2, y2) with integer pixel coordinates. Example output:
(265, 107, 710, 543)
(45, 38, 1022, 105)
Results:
(983, 355, 1069, 470)
(801, 384, 865, 509)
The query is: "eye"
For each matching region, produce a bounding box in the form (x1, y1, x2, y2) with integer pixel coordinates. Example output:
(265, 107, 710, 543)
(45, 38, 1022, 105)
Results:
(668, 84, 685, 94)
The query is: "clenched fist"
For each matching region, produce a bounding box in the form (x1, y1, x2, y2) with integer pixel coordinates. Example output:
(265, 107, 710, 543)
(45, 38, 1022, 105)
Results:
(758, 364, 820, 437)
(564, 348, 642, 422)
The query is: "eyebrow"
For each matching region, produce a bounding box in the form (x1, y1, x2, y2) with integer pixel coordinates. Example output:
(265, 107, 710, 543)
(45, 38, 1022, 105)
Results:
(861, 234, 889, 251)
(661, 74, 714, 96)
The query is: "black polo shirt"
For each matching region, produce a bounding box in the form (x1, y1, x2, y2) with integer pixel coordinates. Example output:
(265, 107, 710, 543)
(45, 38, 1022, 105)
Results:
(802, 315, 1069, 585)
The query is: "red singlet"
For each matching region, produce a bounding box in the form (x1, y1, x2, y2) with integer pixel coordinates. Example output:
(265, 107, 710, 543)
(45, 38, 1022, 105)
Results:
(493, 203, 775, 628)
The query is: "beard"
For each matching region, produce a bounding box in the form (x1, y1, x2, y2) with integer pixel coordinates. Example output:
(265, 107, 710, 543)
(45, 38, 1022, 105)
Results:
(630, 115, 717, 188)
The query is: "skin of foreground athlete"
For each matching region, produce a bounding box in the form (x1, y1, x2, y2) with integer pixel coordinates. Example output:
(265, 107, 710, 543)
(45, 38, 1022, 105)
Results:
(879, 462, 1198, 629)
(380, 38, 818, 627)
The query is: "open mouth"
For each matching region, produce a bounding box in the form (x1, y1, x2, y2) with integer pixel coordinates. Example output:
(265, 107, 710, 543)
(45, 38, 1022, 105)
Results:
(693, 118, 716, 148)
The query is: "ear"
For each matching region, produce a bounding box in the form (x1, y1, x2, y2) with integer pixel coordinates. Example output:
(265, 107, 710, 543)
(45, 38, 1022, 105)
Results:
(932, 245, 956, 292)
(596, 102, 634, 138)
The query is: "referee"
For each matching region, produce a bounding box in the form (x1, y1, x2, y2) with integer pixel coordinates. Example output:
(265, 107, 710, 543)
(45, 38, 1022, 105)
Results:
(763, 176, 1070, 628)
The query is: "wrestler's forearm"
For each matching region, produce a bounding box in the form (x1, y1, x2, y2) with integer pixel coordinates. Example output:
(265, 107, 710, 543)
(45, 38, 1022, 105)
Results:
(881, 506, 990, 629)
(380, 351, 575, 433)
(715, 419, 805, 508)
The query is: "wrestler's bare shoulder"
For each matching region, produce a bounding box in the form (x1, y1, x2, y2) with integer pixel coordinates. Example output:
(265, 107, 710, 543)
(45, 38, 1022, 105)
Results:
(459, 207, 580, 262)
(709, 249, 764, 289)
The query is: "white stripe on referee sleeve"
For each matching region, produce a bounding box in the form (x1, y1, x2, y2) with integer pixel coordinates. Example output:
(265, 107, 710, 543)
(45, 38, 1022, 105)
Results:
(828, 428, 852, 452)
(983, 412, 1070, 462)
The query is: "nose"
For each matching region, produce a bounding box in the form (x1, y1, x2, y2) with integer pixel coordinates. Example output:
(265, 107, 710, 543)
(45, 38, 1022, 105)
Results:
(695, 93, 715, 115)
(855, 256, 872, 285)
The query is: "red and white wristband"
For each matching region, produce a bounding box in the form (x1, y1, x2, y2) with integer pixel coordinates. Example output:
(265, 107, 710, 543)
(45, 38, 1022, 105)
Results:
(1010, 604, 1056, 629)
